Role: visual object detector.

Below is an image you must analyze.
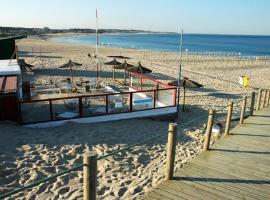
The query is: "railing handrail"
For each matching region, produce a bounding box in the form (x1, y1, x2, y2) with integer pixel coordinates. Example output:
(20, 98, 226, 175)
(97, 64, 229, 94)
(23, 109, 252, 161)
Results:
(129, 71, 174, 89)
(19, 87, 175, 104)
(0, 111, 209, 199)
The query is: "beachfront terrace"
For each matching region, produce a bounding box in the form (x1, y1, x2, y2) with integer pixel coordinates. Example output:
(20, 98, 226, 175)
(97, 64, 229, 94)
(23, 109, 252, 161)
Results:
(19, 72, 176, 125)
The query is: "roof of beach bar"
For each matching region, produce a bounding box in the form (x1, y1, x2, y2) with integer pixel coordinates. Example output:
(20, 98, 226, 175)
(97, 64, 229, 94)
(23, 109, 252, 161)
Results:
(0, 35, 26, 60)
(0, 59, 21, 76)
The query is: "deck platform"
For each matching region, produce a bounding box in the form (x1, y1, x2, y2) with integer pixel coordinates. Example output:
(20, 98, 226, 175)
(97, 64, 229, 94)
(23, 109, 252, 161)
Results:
(141, 106, 270, 200)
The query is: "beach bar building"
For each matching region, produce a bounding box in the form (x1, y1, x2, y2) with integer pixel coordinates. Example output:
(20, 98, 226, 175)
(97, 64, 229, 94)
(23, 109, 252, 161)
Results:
(0, 35, 26, 59)
(19, 71, 177, 128)
(0, 59, 22, 122)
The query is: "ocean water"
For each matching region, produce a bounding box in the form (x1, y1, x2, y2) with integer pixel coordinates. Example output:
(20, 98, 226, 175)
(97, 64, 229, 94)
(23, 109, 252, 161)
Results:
(51, 33, 270, 56)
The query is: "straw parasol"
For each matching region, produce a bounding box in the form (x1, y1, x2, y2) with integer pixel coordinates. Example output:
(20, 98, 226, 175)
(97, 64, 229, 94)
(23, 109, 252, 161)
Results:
(107, 55, 130, 59)
(59, 60, 82, 84)
(104, 58, 122, 80)
(127, 62, 152, 74)
(168, 77, 203, 112)
(168, 77, 203, 88)
(116, 60, 136, 84)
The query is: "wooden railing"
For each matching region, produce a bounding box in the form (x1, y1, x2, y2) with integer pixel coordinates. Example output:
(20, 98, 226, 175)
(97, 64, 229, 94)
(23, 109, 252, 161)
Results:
(19, 87, 177, 125)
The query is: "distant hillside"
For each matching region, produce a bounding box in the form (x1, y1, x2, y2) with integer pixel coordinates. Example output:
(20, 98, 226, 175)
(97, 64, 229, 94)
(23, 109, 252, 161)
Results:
(0, 26, 157, 37)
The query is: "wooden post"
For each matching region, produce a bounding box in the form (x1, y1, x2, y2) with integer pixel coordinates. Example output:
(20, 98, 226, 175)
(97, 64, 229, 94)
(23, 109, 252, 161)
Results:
(105, 94, 109, 114)
(49, 100, 53, 121)
(203, 109, 215, 151)
(224, 102, 233, 136)
(165, 123, 177, 180)
(264, 90, 269, 107)
(256, 89, 262, 110)
(263, 90, 267, 108)
(129, 92, 133, 112)
(79, 97, 83, 117)
(83, 151, 97, 200)
(153, 90, 156, 108)
(268, 90, 270, 105)
(239, 96, 247, 125)
(250, 92, 255, 116)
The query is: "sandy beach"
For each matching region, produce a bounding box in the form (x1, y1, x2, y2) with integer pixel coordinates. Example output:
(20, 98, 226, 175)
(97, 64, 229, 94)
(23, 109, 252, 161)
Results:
(1, 36, 270, 199)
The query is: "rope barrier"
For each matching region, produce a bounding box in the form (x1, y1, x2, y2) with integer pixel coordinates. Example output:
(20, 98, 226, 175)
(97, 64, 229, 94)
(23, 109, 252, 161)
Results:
(0, 163, 84, 199)
(0, 94, 256, 199)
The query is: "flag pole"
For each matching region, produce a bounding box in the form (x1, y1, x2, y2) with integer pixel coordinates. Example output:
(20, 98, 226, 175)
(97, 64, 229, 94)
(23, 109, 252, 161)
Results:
(176, 29, 183, 119)
(96, 9, 99, 85)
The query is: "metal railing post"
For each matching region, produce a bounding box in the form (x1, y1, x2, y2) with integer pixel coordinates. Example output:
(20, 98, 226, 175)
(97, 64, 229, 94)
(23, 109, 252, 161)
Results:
(239, 96, 247, 125)
(203, 109, 215, 151)
(256, 89, 262, 110)
(165, 123, 177, 180)
(224, 102, 233, 136)
(83, 151, 97, 200)
(249, 92, 255, 116)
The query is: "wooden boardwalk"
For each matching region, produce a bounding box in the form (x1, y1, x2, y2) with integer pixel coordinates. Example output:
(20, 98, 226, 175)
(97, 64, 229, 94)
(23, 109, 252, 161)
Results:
(141, 106, 270, 200)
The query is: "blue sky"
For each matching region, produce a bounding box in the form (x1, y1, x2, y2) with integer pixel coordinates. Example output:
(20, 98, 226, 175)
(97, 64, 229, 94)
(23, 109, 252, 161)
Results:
(1, 0, 270, 35)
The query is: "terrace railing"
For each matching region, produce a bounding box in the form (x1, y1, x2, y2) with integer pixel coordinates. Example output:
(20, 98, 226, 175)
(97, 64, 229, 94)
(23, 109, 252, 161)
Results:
(19, 72, 176, 125)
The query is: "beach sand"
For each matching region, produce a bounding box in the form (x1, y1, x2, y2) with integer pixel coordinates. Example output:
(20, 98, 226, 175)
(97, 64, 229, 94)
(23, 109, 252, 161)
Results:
(1, 36, 270, 199)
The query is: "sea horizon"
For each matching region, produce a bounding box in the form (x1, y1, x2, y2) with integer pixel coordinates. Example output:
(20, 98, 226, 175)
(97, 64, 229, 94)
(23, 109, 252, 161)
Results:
(51, 33, 270, 56)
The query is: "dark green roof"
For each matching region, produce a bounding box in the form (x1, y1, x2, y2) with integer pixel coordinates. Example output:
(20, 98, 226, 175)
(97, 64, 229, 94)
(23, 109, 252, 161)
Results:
(0, 35, 27, 41)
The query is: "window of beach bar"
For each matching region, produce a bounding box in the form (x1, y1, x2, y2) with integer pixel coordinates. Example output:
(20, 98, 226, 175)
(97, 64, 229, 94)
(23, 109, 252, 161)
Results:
(82, 95, 106, 117)
(132, 90, 154, 111)
(130, 73, 141, 91)
(20, 101, 51, 123)
(155, 88, 176, 108)
(51, 98, 79, 120)
(108, 93, 130, 114)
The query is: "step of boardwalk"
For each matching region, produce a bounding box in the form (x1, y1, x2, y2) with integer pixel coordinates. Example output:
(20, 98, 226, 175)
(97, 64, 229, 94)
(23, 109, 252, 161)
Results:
(141, 106, 270, 200)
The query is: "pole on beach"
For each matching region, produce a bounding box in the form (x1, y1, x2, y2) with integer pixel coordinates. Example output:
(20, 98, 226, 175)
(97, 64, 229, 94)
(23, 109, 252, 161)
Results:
(83, 151, 97, 200)
(239, 96, 247, 125)
(95, 9, 99, 85)
(256, 89, 262, 110)
(203, 109, 215, 151)
(250, 92, 256, 116)
(224, 101, 233, 136)
(165, 123, 177, 180)
(176, 29, 183, 119)
(263, 90, 268, 107)
(268, 90, 270, 105)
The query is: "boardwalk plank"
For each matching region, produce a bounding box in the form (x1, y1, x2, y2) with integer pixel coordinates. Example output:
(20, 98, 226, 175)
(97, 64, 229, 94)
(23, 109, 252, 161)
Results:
(179, 166, 260, 200)
(141, 106, 270, 200)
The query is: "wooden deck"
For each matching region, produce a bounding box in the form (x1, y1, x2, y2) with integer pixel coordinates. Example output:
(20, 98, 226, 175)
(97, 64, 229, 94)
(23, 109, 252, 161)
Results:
(141, 106, 270, 200)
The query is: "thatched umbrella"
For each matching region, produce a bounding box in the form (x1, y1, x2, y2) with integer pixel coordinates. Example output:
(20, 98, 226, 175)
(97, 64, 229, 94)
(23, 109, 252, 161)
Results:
(168, 77, 203, 88)
(127, 62, 152, 74)
(168, 77, 203, 112)
(107, 55, 130, 59)
(116, 60, 135, 84)
(59, 60, 82, 84)
(104, 58, 122, 80)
